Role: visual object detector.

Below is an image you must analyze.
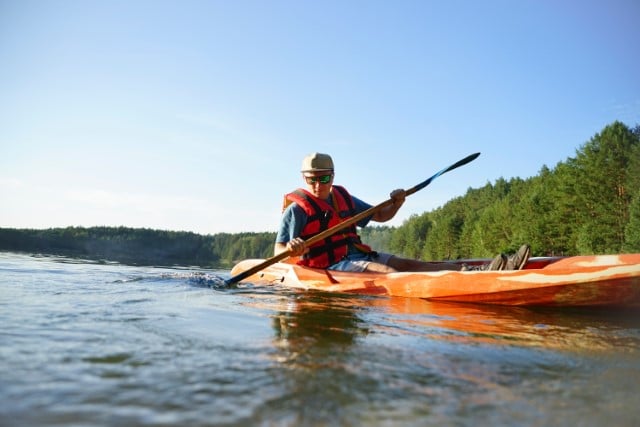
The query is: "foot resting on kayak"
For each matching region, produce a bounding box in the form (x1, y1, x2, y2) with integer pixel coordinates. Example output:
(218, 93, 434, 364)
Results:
(505, 244, 531, 270)
(461, 244, 531, 271)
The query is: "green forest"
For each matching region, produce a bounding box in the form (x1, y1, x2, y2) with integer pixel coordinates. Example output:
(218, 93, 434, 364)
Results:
(389, 121, 640, 259)
(1, 121, 638, 268)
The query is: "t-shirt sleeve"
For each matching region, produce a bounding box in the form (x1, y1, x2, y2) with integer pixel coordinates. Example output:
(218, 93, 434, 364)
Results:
(275, 203, 306, 243)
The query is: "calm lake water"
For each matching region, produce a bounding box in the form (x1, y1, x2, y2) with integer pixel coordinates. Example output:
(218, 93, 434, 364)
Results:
(1, 252, 639, 426)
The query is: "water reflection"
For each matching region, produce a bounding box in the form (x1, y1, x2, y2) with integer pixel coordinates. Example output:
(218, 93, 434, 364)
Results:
(248, 286, 640, 356)
(271, 292, 369, 362)
(370, 297, 640, 352)
(234, 286, 640, 426)
(243, 291, 376, 424)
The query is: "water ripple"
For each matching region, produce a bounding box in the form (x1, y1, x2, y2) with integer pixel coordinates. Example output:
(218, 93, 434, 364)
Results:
(1, 252, 639, 426)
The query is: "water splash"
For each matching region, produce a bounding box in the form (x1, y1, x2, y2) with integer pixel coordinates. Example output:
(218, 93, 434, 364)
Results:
(160, 271, 229, 289)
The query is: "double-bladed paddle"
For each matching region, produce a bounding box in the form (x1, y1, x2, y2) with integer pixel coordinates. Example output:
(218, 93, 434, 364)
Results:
(225, 152, 481, 285)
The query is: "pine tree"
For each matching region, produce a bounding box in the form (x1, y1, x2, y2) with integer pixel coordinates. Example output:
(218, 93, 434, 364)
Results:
(572, 122, 637, 253)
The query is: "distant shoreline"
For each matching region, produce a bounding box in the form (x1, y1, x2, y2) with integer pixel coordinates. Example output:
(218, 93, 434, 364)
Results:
(0, 226, 277, 268)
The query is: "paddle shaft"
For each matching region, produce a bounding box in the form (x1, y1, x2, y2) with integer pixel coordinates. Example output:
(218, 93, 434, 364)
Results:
(225, 152, 480, 285)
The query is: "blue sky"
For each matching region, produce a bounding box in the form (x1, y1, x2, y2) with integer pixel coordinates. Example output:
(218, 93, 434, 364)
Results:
(1, 0, 639, 235)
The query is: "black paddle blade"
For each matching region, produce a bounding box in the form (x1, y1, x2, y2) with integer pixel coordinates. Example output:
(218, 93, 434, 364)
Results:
(408, 152, 480, 194)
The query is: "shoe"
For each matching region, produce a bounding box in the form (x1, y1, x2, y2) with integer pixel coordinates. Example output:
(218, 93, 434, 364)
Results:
(505, 244, 531, 270)
(461, 253, 507, 271)
(483, 253, 507, 271)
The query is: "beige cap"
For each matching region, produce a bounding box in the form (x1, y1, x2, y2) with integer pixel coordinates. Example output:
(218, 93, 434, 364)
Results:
(301, 152, 334, 172)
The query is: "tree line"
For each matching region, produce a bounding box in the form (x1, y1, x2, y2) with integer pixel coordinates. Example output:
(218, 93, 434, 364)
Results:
(0, 226, 276, 268)
(0, 121, 638, 267)
(387, 121, 640, 259)
(0, 225, 392, 268)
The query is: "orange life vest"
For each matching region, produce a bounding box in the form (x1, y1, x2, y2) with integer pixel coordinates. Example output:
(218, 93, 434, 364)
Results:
(283, 185, 373, 268)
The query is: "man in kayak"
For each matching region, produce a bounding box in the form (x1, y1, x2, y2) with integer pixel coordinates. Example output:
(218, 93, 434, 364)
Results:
(275, 152, 530, 273)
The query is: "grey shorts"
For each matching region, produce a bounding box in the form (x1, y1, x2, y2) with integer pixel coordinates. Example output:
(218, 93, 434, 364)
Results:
(328, 252, 393, 272)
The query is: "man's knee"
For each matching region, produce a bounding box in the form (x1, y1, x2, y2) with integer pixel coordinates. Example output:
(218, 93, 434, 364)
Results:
(363, 262, 397, 273)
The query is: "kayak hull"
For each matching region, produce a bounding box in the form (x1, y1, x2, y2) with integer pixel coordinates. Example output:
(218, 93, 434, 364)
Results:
(230, 254, 640, 307)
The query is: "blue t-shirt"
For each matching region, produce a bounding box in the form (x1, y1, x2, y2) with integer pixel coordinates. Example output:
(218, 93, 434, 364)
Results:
(275, 193, 373, 247)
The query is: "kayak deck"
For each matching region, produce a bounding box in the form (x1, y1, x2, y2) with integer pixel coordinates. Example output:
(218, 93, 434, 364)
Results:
(230, 254, 640, 307)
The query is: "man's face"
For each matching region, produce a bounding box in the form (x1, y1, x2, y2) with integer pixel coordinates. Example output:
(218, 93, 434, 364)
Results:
(302, 171, 334, 199)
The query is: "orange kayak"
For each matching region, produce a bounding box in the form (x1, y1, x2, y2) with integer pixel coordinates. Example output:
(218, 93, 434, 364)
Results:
(230, 254, 640, 307)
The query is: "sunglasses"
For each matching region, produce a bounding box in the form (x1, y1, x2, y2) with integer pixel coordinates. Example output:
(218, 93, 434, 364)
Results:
(304, 174, 333, 185)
